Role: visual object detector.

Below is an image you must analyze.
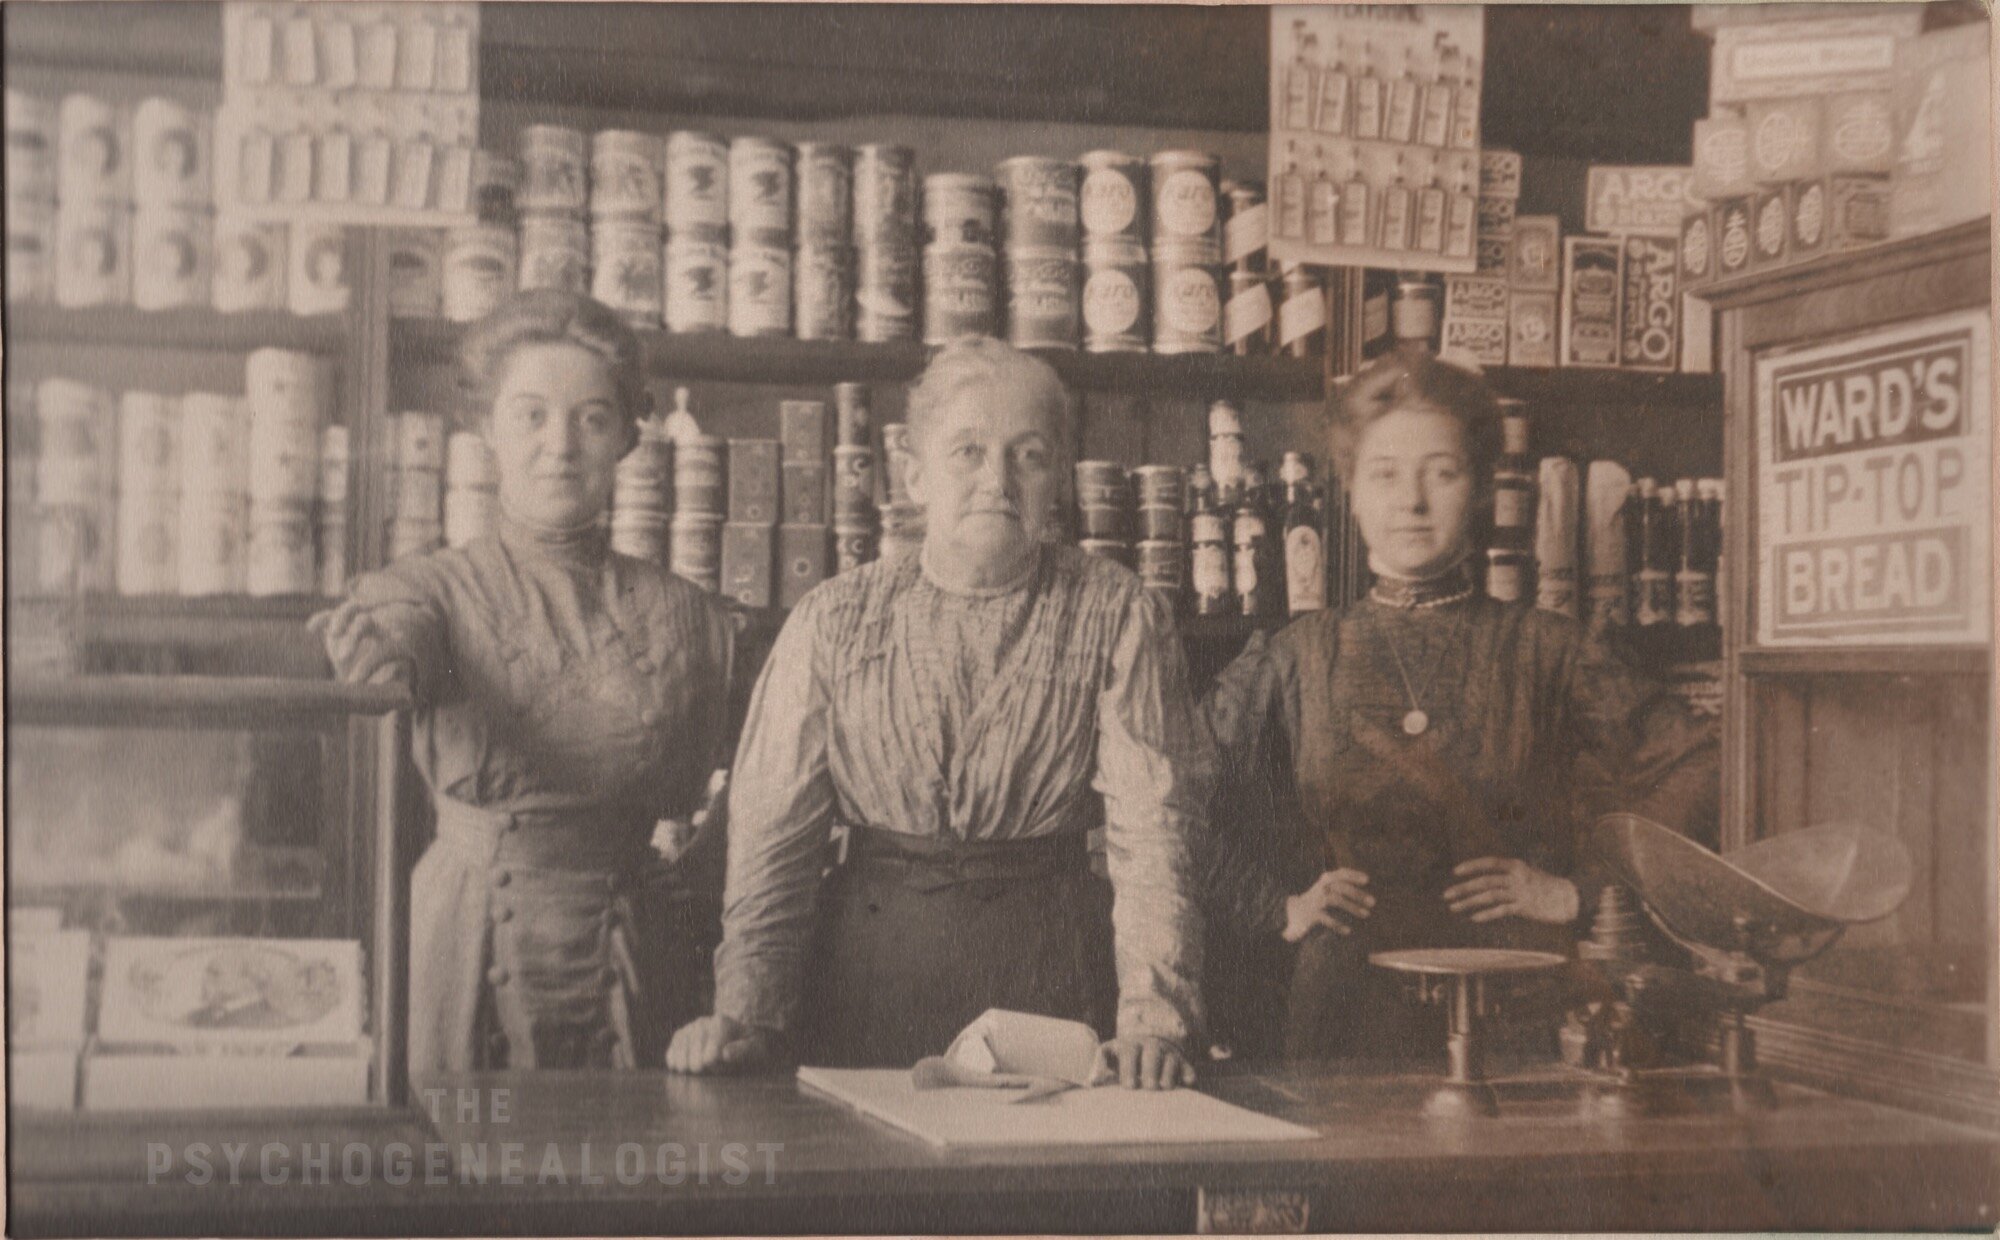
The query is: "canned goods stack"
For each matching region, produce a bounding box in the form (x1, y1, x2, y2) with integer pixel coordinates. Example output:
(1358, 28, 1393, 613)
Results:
(1130, 464, 1187, 608)
(386, 410, 446, 564)
(728, 136, 794, 339)
(444, 430, 499, 549)
(776, 400, 831, 607)
(113, 391, 181, 595)
(32, 378, 115, 594)
(1078, 151, 1149, 353)
(288, 220, 353, 318)
(794, 143, 856, 342)
(590, 129, 665, 327)
(178, 392, 250, 596)
(668, 389, 726, 592)
(515, 125, 590, 307)
(996, 156, 1081, 350)
(854, 144, 919, 343)
(213, 211, 288, 314)
(922, 173, 999, 344)
(6, 378, 41, 594)
(318, 426, 350, 595)
(1149, 150, 1226, 355)
(244, 349, 329, 595)
(663, 131, 730, 335)
(1275, 262, 1329, 359)
(1221, 181, 1275, 355)
(52, 92, 131, 309)
(6, 88, 60, 305)
(442, 150, 523, 322)
(876, 421, 923, 561)
(129, 96, 213, 312)
(609, 417, 672, 564)
(722, 438, 779, 607)
(1074, 460, 1133, 567)
(831, 383, 878, 573)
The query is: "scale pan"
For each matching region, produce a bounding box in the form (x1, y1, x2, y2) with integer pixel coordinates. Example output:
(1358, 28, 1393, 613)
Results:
(1590, 815, 1913, 953)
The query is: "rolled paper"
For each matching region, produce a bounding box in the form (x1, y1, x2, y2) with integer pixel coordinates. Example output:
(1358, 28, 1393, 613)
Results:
(1536, 456, 1581, 619)
(1584, 459, 1632, 634)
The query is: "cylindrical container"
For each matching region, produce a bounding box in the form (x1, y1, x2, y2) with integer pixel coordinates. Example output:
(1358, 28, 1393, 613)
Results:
(1137, 504, 1182, 542)
(246, 500, 315, 595)
(246, 368, 326, 504)
(1081, 538, 1135, 569)
(117, 390, 180, 499)
(1149, 150, 1222, 258)
(1005, 246, 1079, 350)
(1225, 268, 1274, 356)
(7, 197, 57, 304)
(1277, 263, 1328, 358)
(180, 393, 248, 497)
(442, 223, 517, 322)
(1132, 464, 1185, 513)
(518, 212, 590, 295)
(212, 214, 287, 312)
(995, 155, 1080, 252)
(115, 487, 179, 595)
(445, 488, 500, 548)
(1536, 456, 1582, 620)
(1074, 460, 1128, 509)
(880, 423, 914, 505)
(386, 229, 444, 319)
(923, 173, 997, 249)
(833, 524, 876, 574)
(664, 234, 728, 334)
(472, 150, 521, 224)
(517, 124, 588, 215)
(853, 144, 918, 249)
(672, 435, 726, 515)
(1486, 547, 1530, 604)
(57, 93, 127, 206)
(1151, 243, 1224, 354)
(287, 221, 351, 316)
(132, 96, 209, 207)
(922, 244, 998, 343)
(6, 88, 59, 208)
(54, 202, 129, 308)
(35, 379, 111, 509)
(1078, 151, 1147, 245)
(727, 243, 792, 337)
(609, 508, 669, 564)
(591, 217, 664, 326)
(664, 131, 730, 235)
(1078, 504, 1126, 540)
(727, 136, 793, 248)
(856, 242, 919, 343)
(589, 129, 663, 222)
(668, 512, 723, 591)
(319, 424, 352, 510)
(835, 382, 872, 447)
(795, 142, 854, 247)
(1137, 538, 1182, 590)
(177, 490, 247, 596)
(1222, 180, 1269, 273)
(131, 204, 211, 310)
(1190, 510, 1231, 616)
(1392, 272, 1442, 350)
(1081, 238, 1148, 354)
(33, 503, 110, 594)
(395, 411, 447, 474)
(794, 244, 857, 341)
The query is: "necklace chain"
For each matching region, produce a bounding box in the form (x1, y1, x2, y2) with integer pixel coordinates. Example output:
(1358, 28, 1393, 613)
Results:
(1376, 613, 1458, 734)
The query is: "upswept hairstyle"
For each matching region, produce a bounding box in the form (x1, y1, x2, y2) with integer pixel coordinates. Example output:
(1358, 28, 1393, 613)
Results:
(458, 289, 651, 430)
(1330, 352, 1501, 486)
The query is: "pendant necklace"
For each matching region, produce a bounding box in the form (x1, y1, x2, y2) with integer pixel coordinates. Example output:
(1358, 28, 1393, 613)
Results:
(1377, 615, 1456, 737)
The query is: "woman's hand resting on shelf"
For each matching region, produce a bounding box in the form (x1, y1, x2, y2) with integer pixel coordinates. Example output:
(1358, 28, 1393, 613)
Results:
(308, 607, 414, 687)
(1443, 856, 1580, 924)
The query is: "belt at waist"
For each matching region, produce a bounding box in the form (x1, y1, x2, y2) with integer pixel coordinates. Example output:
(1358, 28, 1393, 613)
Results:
(431, 796, 651, 873)
(841, 824, 1087, 885)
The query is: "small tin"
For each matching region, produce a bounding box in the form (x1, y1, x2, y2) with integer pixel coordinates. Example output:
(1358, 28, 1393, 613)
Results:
(664, 131, 730, 234)
(1078, 504, 1126, 539)
(591, 217, 664, 326)
(996, 155, 1080, 251)
(1078, 151, 1147, 244)
(246, 500, 317, 596)
(782, 461, 828, 524)
(834, 524, 876, 574)
(1221, 180, 1269, 272)
(1149, 150, 1222, 256)
(1074, 460, 1128, 508)
(1132, 464, 1185, 511)
(1081, 238, 1149, 354)
(132, 96, 208, 207)
(880, 423, 914, 504)
(5, 88, 58, 207)
(779, 400, 829, 461)
(778, 523, 830, 607)
(1225, 268, 1274, 356)
(176, 488, 247, 596)
(472, 150, 521, 224)
(212, 214, 287, 312)
(442, 222, 517, 323)
(287, 220, 352, 316)
(54, 202, 130, 309)
(518, 212, 590, 294)
(664, 235, 729, 334)
(114, 485, 177, 595)
(728, 243, 792, 338)
(517, 124, 588, 215)
(179, 393, 248, 497)
(1005, 246, 1080, 350)
(7, 197, 57, 304)
(1138, 505, 1183, 542)
(57, 93, 128, 206)
(720, 521, 775, 607)
(1151, 243, 1225, 355)
(672, 435, 727, 516)
(589, 129, 664, 221)
(117, 390, 181, 498)
(132, 205, 210, 310)
(1080, 539, 1135, 569)
(1137, 539, 1184, 590)
(923, 173, 998, 249)
(832, 444, 876, 523)
(834, 383, 871, 447)
(922, 244, 999, 344)
(386, 229, 444, 319)
(855, 242, 919, 343)
(794, 244, 857, 341)
(728, 136, 794, 248)
(796, 142, 855, 247)
(853, 144, 918, 248)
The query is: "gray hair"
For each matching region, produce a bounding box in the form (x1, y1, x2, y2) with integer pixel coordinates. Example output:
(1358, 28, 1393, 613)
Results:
(905, 337, 1076, 468)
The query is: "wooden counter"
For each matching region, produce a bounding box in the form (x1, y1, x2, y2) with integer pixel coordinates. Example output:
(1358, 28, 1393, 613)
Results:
(12, 1065, 1996, 1236)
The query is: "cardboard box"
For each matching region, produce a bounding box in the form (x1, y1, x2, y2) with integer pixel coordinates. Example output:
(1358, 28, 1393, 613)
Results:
(1478, 150, 1523, 199)
(1679, 209, 1715, 290)
(1746, 97, 1823, 184)
(1475, 227, 1512, 275)
(1890, 23, 1991, 238)
(1750, 185, 1790, 269)
(778, 400, 829, 461)
(782, 461, 828, 525)
(1476, 194, 1517, 233)
(778, 523, 829, 608)
(1828, 173, 1892, 250)
(1693, 112, 1753, 200)
(1708, 13, 1920, 104)
(1441, 275, 1509, 366)
(1584, 165, 1700, 237)
(1442, 315, 1508, 367)
(1680, 292, 1714, 374)
(1788, 178, 1828, 259)
(1559, 236, 1622, 369)
(1618, 234, 1679, 372)
(1507, 290, 1559, 368)
(1713, 197, 1755, 280)
(1821, 90, 1897, 175)
(722, 522, 774, 608)
(1508, 215, 1562, 291)
(726, 438, 781, 524)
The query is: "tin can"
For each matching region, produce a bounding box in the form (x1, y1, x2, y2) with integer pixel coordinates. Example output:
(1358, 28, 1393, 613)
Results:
(1137, 504, 1182, 542)
(1137, 539, 1183, 590)
(1149, 150, 1222, 257)
(1277, 263, 1328, 358)
(132, 96, 208, 207)
(442, 223, 517, 323)
(1486, 548, 1529, 604)
(1073, 460, 1128, 508)
(796, 142, 854, 247)
(54, 202, 129, 308)
(1078, 505, 1126, 539)
(245, 500, 316, 596)
(672, 435, 726, 516)
(1132, 464, 1185, 511)
(996, 155, 1080, 252)
(383, 229, 442, 319)
(1081, 238, 1148, 354)
(517, 124, 588, 215)
(57, 93, 127, 206)
(833, 525, 876, 574)
(664, 131, 730, 235)
(728, 136, 793, 248)
(518, 212, 589, 295)
(287, 221, 351, 316)
(922, 244, 998, 343)
(831, 444, 876, 523)
(1080, 538, 1135, 568)
(855, 242, 918, 343)
(394, 411, 446, 473)
(664, 235, 728, 334)
(591, 217, 664, 326)
(212, 213, 286, 312)
(668, 512, 724, 590)
(1151, 243, 1224, 354)
(1005, 247, 1079, 350)
(728, 244, 792, 338)
(1225, 268, 1274, 356)
(320, 425, 352, 505)
(116, 488, 179, 595)
(7, 197, 56, 304)
(35, 379, 111, 505)
(589, 129, 664, 221)
(853, 144, 918, 249)
(6, 88, 58, 207)
(1079, 151, 1147, 244)
(117, 390, 180, 498)
(923, 173, 997, 249)
(1221, 180, 1268, 272)
(472, 150, 521, 224)
(179, 393, 248, 499)
(835, 383, 872, 447)
(177, 488, 247, 596)
(246, 423, 323, 505)
(794, 244, 857, 341)
(880, 423, 914, 504)
(132, 205, 210, 310)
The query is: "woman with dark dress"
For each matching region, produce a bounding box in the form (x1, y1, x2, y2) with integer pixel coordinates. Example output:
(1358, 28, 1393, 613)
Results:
(1202, 353, 1718, 1063)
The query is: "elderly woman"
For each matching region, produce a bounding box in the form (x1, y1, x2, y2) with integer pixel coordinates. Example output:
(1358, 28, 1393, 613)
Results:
(668, 337, 1214, 1089)
(312, 290, 733, 1073)
(1203, 353, 1718, 1062)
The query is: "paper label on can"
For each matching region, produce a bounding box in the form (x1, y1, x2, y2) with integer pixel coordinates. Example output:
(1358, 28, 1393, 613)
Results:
(1160, 265, 1220, 335)
(666, 141, 729, 227)
(1277, 290, 1325, 346)
(592, 149, 662, 216)
(731, 146, 792, 232)
(730, 248, 792, 333)
(1081, 167, 1139, 236)
(1083, 268, 1143, 336)
(1224, 282, 1274, 345)
(1223, 202, 1268, 266)
(1157, 168, 1217, 238)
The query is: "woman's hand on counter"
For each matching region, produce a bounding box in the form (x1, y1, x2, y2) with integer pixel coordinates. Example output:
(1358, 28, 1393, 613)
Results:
(1282, 868, 1374, 943)
(1095, 1036, 1197, 1090)
(665, 1014, 774, 1074)
(308, 607, 414, 688)
(1443, 857, 1580, 925)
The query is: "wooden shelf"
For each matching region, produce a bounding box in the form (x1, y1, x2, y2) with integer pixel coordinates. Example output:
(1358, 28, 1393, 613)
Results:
(8, 674, 412, 729)
(1737, 646, 1991, 678)
(1484, 367, 1723, 412)
(1614, 623, 1722, 672)
(397, 318, 1326, 403)
(13, 845, 326, 903)
(7, 305, 350, 355)
(1698, 218, 1992, 312)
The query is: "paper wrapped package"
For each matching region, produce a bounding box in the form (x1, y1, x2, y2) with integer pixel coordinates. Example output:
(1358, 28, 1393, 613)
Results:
(911, 1009, 1106, 1103)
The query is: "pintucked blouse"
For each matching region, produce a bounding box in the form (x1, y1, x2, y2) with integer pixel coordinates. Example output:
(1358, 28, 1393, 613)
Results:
(714, 545, 1217, 1046)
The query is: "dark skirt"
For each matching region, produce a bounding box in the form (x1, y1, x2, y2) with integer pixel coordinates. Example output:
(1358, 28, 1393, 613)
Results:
(799, 827, 1116, 1068)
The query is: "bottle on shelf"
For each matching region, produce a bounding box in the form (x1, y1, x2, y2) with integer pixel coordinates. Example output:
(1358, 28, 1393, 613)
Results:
(1232, 463, 1278, 619)
(1385, 45, 1421, 145)
(1281, 451, 1326, 615)
(1274, 143, 1307, 241)
(1351, 40, 1385, 141)
(1378, 153, 1413, 252)
(1285, 24, 1320, 132)
(1630, 477, 1679, 628)
(1413, 154, 1447, 255)
(1486, 407, 1533, 604)
(1418, 46, 1457, 148)
(1674, 477, 1718, 630)
(1307, 150, 1340, 247)
(1391, 271, 1441, 353)
(1190, 494, 1233, 619)
(1443, 160, 1478, 260)
(1277, 263, 1328, 360)
(1316, 37, 1351, 136)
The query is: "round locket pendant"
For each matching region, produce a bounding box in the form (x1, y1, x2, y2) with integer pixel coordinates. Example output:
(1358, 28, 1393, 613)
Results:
(1402, 709, 1430, 736)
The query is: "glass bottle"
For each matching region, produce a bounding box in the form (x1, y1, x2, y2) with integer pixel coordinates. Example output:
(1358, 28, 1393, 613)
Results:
(1281, 451, 1326, 614)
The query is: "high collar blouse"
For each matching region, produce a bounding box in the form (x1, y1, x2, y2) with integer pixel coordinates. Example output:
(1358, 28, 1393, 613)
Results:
(714, 545, 1217, 1046)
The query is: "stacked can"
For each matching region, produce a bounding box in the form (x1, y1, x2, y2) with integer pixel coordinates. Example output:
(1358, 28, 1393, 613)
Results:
(877, 421, 923, 561)
(922, 173, 1000, 343)
(831, 383, 878, 573)
(32, 378, 114, 594)
(54, 93, 131, 309)
(318, 425, 350, 595)
(213, 213, 288, 314)
(1074, 461, 1132, 567)
(113, 391, 181, 594)
(589, 129, 665, 327)
(387, 411, 446, 564)
(854, 144, 920, 344)
(793, 143, 856, 342)
(1078, 151, 1149, 353)
(245, 349, 327, 595)
(996, 156, 1081, 350)
(1149, 150, 1226, 355)
(513, 124, 589, 307)
(6, 88, 59, 304)
(670, 433, 726, 592)
(777, 400, 832, 607)
(663, 131, 730, 335)
(129, 97, 211, 312)
(179, 392, 249, 595)
(444, 430, 499, 549)
(727, 136, 793, 339)
(1131, 464, 1186, 607)
(1221, 180, 1275, 356)
(443, 217, 517, 323)
(609, 418, 672, 564)
(723, 438, 780, 607)
(5, 378, 40, 593)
